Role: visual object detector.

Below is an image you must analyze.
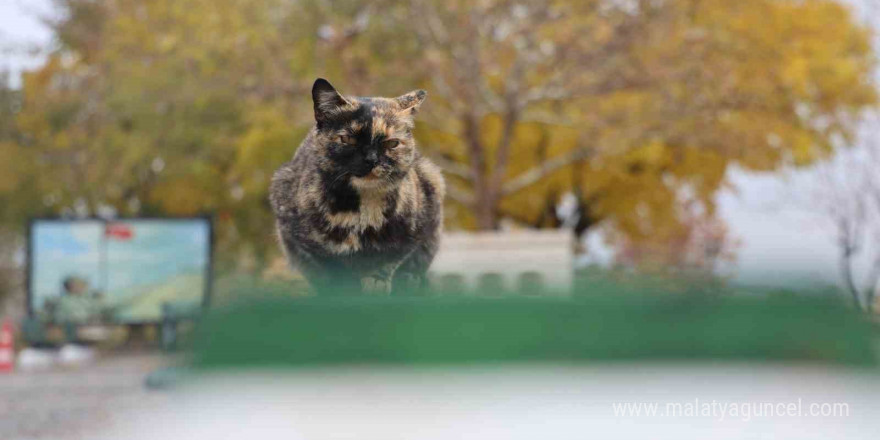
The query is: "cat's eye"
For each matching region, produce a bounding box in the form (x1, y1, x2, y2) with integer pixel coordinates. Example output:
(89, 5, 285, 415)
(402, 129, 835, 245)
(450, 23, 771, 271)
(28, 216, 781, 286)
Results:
(382, 139, 400, 149)
(339, 135, 357, 145)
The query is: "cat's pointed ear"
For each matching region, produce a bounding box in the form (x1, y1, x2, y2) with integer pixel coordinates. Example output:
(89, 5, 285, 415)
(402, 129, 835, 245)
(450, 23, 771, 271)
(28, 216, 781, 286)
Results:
(394, 90, 427, 115)
(312, 78, 352, 124)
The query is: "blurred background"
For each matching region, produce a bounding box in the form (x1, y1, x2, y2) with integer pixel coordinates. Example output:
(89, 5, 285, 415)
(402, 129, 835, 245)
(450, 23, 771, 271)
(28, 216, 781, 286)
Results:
(2, 0, 880, 309)
(2, 0, 880, 438)
(2, 0, 880, 302)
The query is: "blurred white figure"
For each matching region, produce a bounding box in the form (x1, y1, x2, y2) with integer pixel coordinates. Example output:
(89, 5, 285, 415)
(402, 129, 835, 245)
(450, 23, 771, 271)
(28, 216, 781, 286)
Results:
(15, 347, 56, 371)
(57, 344, 96, 366)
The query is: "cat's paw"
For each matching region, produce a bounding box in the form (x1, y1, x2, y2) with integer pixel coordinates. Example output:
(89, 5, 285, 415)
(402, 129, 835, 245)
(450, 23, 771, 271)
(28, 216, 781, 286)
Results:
(393, 272, 423, 294)
(361, 276, 392, 295)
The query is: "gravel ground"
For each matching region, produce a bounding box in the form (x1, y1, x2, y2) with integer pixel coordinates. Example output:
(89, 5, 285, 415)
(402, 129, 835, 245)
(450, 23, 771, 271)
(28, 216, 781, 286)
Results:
(0, 353, 174, 440)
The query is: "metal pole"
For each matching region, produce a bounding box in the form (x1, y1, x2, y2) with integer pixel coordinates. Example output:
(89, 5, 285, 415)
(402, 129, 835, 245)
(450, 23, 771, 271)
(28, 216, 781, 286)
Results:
(101, 220, 109, 296)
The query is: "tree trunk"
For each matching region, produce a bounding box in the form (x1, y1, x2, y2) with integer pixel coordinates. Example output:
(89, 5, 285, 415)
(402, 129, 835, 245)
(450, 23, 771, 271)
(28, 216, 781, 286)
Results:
(840, 247, 864, 310)
(463, 113, 499, 230)
(473, 195, 498, 230)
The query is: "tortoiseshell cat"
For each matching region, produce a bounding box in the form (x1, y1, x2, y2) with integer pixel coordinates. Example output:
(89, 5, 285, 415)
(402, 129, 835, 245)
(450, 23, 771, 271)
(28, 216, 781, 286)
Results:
(270, 79, 445, 295)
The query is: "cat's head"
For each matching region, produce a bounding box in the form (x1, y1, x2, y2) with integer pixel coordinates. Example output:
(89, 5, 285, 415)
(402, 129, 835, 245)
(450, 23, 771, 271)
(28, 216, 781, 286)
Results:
(310, 78, 427, 191)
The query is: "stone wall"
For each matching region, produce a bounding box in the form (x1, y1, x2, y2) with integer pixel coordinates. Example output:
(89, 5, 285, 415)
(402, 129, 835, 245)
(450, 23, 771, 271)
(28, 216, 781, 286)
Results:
(429, 230, 574, 295)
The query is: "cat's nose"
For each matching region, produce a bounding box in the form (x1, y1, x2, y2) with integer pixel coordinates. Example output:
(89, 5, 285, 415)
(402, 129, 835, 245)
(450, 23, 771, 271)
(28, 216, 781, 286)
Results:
(365, 151, 379, 165)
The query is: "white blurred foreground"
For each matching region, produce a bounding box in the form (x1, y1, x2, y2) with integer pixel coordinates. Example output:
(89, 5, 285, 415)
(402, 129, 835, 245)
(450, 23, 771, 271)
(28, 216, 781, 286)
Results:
(99, 365, 880, 440)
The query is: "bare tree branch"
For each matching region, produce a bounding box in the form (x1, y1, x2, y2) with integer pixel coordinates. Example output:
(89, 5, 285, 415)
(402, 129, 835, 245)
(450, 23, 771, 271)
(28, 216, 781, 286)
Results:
(502, 146, 595, 197)
(444, 183, 475, 207)
(816, 105, 880, 313)
(426, 153, 473, 180)
(835, 215, 865, 309)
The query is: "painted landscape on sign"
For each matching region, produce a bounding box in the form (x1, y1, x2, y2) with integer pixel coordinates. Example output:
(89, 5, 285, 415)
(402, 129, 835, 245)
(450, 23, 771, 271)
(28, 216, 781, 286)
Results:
(30, 219, 211, 323)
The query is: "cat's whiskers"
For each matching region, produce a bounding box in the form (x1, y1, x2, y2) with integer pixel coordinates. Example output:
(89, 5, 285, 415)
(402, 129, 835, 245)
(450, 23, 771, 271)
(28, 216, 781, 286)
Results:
(330, 171, 351, 188)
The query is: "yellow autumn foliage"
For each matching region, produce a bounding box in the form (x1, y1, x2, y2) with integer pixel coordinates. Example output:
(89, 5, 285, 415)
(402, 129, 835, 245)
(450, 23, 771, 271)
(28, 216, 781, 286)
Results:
(0, 0, 874, 266)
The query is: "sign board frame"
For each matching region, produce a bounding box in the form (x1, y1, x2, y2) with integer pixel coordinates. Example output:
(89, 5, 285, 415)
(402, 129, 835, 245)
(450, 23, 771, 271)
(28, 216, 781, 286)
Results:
(25, 216, 214, 325)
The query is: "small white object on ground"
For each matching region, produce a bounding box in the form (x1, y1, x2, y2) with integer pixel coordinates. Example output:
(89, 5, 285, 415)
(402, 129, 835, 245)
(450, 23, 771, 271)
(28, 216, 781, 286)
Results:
(16, 348, 56, 371)
(57, 344, 96, 367)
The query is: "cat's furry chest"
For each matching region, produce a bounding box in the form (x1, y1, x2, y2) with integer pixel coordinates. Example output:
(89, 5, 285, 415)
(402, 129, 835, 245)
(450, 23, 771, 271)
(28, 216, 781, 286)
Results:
(323, 188, 390, 232)
(308, 183, 416, 256)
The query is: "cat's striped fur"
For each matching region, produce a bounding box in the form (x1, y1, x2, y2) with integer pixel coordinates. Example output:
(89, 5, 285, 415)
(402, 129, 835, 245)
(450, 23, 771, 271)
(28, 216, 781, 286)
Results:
(270, 79, 444, 295)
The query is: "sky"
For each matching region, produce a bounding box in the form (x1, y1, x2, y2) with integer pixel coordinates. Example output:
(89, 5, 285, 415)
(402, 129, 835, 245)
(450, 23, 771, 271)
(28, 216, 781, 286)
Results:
(0, 0, 54, 88)
(2, 0, 875, 289)
(31, 220, 104, 308)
